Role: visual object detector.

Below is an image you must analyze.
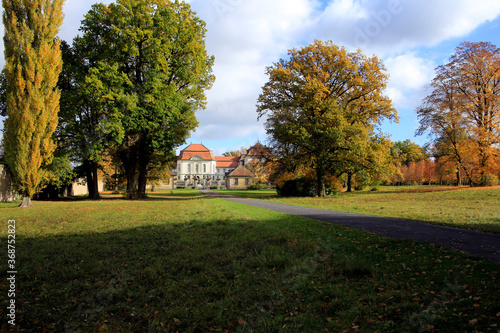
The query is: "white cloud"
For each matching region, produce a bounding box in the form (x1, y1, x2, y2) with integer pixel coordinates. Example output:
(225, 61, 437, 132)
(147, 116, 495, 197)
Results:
(384, 53, 436, 107)
(310, 0, 500, 55)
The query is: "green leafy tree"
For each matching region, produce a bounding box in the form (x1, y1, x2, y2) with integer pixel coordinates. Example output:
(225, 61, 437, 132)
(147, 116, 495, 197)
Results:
(57, 40, 127, 199)
(2, 0, 65, 207)
(390, 140, 428, 166)
(76, 0, 215, 198)
(38, 154, 76, 199)
(222, 147, 247, 157)
(344, 134, 395, 191)
(257, 40, 397, 196)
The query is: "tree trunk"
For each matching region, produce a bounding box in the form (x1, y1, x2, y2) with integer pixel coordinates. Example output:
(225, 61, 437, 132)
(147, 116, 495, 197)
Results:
(83, 160, 100, 199)
(120, 146, 138, 199)
(91, 161, 100, 199)
(137, 166, 148, 199)
(456, 168, 462, 186)
(316, 168, 326, 197)
(113, 166, 119, 194)
(84, 159, 97, 199)
(124, 163, 137, 199)
(137, 145, 150, 198)
(347, 172, 353, 192)
(19, 196, 33, 207)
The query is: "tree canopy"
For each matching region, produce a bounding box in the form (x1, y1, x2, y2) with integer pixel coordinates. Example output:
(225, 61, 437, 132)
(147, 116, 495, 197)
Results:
(257, 40, 397, 196)
(417, 41, 500, 185)
(60, 0, 215, 198)
(57, 40, 128, 199)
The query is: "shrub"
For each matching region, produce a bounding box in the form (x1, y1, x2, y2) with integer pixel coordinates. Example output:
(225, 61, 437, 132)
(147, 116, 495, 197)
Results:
(247, 184, 268, 190)
(354, 171, 371, 191)
(276, 178, 316, 197)
(325, 175, 342, 196)
(481, 174, 499, 186)
(370, 180, 382, 192)
(276, 174, 342, 197)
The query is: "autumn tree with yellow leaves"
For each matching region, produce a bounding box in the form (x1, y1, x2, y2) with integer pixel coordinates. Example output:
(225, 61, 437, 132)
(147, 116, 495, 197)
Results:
(2, 0, 65, 207)
(257, 40, 397, 196)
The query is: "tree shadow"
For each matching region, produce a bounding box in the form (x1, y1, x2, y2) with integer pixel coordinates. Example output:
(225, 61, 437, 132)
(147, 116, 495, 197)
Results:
(0, 219, 309, 331)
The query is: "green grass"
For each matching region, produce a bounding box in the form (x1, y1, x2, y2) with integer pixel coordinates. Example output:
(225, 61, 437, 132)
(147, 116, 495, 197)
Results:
(0, 193, 498, 332)
(214, 189, 277, 199)
(216, 186, 500, 233)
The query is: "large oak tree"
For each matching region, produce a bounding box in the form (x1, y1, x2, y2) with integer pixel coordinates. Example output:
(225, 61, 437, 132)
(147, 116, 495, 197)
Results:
(257, 40, 397, 196)
(2, 0, 65, 206)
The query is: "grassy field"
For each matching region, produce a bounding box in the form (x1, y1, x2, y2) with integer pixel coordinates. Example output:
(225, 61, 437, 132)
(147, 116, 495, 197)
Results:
(216, 186, 500, 233)
(0, 190, 498, 332)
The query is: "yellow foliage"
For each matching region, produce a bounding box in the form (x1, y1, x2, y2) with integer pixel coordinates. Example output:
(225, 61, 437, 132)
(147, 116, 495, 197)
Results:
(2, 0, 65, 197)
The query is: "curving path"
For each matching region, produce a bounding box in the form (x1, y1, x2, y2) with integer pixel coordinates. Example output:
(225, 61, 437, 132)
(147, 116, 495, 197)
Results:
(202, 190, 500, 262)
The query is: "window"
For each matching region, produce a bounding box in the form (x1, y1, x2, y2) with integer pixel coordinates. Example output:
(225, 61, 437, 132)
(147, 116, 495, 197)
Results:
(203, 164, 206, 173)
(195, 164, 199, 173)
(245, 178, 249, 185)
(234, 178, 239, 185)
(188, 164, 191, 173)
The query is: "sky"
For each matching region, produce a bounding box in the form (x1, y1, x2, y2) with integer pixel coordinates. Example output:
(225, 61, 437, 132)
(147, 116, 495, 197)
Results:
(1, 0, 500, 156)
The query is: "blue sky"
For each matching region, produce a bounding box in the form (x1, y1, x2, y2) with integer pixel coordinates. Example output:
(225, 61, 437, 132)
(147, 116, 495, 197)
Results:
(1, 0, 500, 156)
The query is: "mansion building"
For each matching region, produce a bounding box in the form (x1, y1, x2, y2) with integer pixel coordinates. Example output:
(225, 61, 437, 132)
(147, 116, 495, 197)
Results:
(174, 143, 271, 189)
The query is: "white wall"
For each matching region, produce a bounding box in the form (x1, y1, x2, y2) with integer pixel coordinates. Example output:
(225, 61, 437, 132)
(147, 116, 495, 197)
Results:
(0, 165, 19, 202)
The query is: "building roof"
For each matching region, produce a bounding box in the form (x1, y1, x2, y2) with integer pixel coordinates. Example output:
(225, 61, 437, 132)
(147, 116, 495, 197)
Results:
(178, 143, 215, 161)
(246, 142, 272, 156)
(228, 165, 255, 177)
(215, 156, 240, 168)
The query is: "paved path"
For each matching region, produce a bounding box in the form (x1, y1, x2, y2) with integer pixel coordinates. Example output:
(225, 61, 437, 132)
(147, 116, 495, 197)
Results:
(202, 190, 500, 262)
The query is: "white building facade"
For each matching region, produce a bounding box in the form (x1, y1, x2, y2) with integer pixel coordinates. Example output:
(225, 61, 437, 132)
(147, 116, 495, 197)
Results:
(174, 143, 271, 188)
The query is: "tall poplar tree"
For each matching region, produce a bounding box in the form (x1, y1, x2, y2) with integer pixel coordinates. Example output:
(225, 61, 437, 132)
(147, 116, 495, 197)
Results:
(2, 0, 65, 207)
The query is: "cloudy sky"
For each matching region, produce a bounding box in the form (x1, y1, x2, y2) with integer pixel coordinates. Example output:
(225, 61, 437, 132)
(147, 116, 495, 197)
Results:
(2, 0, 500, 156)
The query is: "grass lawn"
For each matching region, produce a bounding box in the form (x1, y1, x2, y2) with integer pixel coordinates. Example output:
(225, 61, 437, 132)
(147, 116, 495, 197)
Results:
(214, 189, 277, 199)
(0, 191, 499, 332)
(216, 186, 500, 233)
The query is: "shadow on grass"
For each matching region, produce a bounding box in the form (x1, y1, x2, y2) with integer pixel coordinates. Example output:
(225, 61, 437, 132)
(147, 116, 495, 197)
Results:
(1, 215, 499, 332)
(0, 219, 321, 332)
